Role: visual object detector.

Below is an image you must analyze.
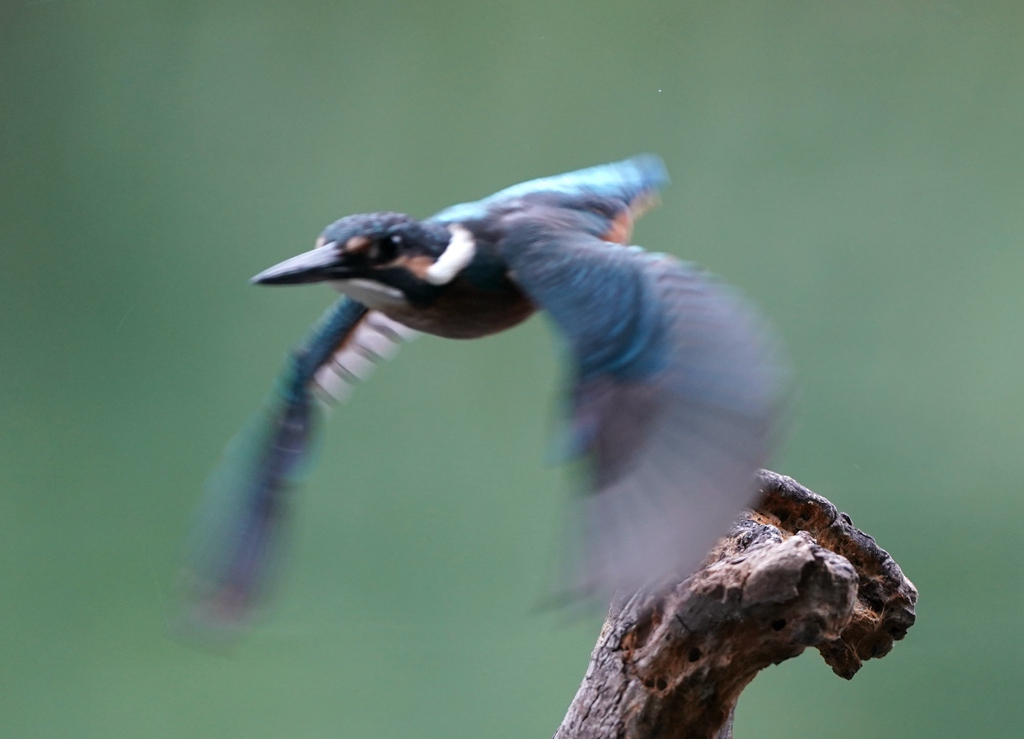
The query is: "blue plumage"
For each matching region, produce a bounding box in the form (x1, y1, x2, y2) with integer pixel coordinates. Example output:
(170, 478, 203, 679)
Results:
(498, 222, 787, 593)
(180, 299, 366, 633)
(430, 154, 668, 226)
(182, 155, 789, 633)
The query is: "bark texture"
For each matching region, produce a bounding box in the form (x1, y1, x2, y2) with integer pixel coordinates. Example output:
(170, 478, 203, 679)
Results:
(554, 470, 917, 739)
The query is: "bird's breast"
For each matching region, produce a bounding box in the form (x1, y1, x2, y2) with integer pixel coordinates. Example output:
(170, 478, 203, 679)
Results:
(383, 277, 535, 339)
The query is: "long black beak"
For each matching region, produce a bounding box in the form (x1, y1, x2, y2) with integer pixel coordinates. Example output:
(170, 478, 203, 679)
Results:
(250, 244, 345, 285)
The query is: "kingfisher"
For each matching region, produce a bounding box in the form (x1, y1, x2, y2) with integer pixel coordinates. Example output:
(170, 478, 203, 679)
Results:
(181, 155, 789, 633)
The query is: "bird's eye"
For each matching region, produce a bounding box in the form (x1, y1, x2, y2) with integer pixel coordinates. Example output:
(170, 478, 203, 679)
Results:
(371, 237, 398, 263)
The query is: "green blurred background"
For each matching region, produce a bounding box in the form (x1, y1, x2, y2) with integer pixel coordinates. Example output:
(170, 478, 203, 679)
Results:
(2, 0, 1021, 736)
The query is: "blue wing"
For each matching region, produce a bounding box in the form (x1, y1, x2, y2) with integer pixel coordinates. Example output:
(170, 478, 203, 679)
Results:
(499, 225, 790, 597)
(178, 299, 416, 639)
(430, 154, 669, 231)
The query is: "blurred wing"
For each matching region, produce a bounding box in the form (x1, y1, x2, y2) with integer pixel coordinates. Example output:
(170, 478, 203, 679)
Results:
(502, 232, 790, 597)
(430, 154, 669, 239)
(178, 299, 417, 639)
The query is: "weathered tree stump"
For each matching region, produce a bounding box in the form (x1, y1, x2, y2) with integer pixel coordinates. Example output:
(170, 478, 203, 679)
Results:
(555, 470, 917, 739)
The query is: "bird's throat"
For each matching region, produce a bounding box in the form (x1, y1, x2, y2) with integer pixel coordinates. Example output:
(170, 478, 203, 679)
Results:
(331, 278, 408, 311)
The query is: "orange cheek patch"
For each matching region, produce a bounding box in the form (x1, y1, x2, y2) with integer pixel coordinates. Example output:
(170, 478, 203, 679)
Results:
(344, 236, 371, 252)
(398, 255, 436, 280)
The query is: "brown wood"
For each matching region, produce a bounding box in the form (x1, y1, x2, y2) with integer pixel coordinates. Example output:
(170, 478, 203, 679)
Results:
(554, 470, 917, 739)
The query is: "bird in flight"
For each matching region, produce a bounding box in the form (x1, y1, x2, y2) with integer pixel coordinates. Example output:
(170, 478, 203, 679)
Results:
(180, 155, 789, 635)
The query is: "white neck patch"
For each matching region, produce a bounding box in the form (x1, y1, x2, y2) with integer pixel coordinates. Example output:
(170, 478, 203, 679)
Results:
(425, 225, 476, 285)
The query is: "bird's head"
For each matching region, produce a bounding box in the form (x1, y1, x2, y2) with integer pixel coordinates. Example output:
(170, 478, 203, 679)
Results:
(251, 213, 478, 309)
